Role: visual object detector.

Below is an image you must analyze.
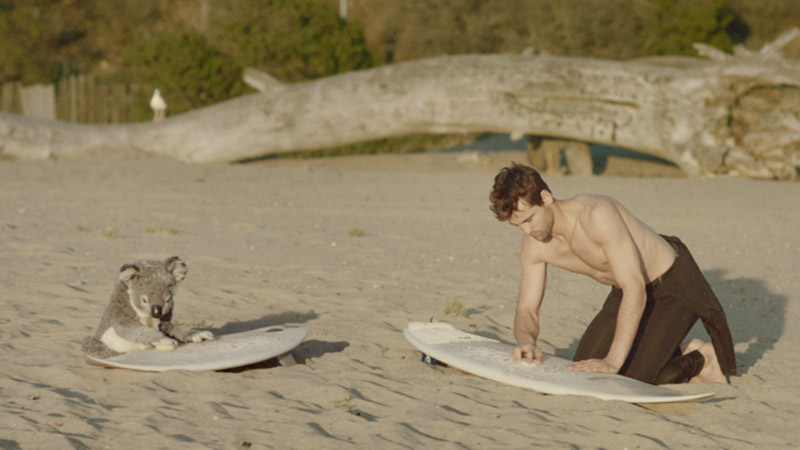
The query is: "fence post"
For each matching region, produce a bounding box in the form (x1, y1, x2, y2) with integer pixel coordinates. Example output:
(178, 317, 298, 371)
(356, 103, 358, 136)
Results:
(57, 78, 67, 121)
(1, 81, 22, 114)
(20, 84, 56, 120)
(88, 74, 96, 123)
(69, 75, 78, 122)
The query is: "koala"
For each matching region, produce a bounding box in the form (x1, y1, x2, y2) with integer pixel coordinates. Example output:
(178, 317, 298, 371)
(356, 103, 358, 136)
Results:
(82, 256, 214, 359)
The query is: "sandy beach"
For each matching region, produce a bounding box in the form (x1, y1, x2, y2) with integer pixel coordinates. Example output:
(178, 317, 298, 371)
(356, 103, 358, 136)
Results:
(1, 148, 799, 449)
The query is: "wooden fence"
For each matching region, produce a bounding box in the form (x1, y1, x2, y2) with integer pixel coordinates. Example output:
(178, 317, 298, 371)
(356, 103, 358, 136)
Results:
(0, 75, 148, 123)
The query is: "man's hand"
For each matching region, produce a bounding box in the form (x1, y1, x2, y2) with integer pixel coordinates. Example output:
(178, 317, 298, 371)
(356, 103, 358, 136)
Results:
(569, 358, 620, 374)
(512, 343, 543, 365)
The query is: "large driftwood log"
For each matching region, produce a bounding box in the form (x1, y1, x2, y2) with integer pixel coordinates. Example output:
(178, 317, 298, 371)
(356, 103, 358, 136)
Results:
(1, 29, 799, 179)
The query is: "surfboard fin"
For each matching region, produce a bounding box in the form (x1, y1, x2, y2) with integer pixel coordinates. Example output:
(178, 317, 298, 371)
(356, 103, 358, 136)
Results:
(277, 352, 297, 367)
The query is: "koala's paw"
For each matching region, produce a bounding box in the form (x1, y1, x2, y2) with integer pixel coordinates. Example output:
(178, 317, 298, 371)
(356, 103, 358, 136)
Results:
(152, 337, 178, 351)
(188, 330, 214, 343)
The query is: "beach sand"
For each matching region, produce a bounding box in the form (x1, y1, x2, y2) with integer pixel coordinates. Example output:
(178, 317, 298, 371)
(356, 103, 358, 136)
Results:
(1, 148, 798, 448)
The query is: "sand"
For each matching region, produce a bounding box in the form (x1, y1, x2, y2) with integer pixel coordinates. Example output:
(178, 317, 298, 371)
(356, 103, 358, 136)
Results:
(1, 149, 798, 449)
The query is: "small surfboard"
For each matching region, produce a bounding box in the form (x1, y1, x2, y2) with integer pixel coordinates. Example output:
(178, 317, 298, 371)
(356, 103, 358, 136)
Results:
(404, 322, 714, 404)
(85, 325, 308, 372)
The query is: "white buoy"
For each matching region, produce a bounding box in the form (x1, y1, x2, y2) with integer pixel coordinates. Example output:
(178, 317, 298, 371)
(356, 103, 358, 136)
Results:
(150, 89, 167, 121)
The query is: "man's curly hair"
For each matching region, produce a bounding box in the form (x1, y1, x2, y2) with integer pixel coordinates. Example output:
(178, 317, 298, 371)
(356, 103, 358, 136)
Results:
(489, 163, 551, 221)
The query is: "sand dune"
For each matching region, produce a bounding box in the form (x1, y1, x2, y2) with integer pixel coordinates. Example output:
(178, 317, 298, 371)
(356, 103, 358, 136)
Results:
(1, 149, 798, 448)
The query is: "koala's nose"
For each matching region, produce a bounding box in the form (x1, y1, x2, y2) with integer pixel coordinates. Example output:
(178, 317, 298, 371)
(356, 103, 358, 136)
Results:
(152, 305, 163, 318)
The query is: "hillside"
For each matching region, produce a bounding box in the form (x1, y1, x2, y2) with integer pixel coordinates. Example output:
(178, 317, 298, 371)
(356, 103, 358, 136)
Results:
(2, 0, 798, 86)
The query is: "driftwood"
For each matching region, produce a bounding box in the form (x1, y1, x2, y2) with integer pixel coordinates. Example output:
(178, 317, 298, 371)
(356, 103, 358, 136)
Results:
(526, 137, 593, 177)
(1, 29, 799, 179)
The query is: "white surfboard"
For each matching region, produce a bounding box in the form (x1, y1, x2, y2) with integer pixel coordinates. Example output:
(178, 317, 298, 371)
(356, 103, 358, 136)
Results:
(404, 322, 714, 404)
(85, 325, 307, 372)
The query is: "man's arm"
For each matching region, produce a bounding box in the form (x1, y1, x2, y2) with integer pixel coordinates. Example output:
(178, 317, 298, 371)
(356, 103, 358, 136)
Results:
(571, 199, 648, 373)
(513, 245, 546, 364)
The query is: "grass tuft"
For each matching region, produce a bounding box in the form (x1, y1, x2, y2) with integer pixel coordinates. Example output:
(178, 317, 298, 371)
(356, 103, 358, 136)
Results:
(441, 298, 471, 318)
(348, 228, 366, 237)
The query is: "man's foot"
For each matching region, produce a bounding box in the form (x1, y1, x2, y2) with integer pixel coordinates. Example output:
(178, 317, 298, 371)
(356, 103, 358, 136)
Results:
(683, 339, 728, 384)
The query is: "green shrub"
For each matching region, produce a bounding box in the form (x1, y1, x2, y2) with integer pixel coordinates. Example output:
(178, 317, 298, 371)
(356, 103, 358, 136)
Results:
(642, 0, 736, 56)
(0, 0, 95, 83)
(122, 30, 246, 120)
(219, 0, 376, 82)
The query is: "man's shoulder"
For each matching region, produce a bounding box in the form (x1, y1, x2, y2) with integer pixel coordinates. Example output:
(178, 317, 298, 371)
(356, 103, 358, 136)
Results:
(569, 193, 617, 206)
(569, 194, 620, 220)
(519, 234, 547, 263)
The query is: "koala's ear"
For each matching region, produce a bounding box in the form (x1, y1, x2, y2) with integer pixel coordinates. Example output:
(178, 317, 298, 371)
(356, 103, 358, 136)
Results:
(165, 256, 187, 282)
(118, 264, 140, 283)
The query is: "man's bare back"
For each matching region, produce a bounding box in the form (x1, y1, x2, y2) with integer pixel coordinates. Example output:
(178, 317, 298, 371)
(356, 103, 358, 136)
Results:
(512, 194, 676, 288)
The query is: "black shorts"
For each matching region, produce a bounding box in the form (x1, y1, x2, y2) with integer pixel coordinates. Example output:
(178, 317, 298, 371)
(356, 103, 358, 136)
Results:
(573, 235, 736, 384)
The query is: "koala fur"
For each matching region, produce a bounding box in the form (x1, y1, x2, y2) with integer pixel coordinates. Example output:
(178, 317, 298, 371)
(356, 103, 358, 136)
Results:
(82, 256, 213, 359)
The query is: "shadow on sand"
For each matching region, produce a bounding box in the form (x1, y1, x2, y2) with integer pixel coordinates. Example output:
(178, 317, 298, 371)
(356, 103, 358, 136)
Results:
(210, 311, 349, 371)
(700, 269, 785, 376)
(209, 310, 319, 335)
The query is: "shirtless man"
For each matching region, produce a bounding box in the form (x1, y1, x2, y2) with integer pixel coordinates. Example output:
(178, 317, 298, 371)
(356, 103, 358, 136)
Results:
(489, 164, 736, 384)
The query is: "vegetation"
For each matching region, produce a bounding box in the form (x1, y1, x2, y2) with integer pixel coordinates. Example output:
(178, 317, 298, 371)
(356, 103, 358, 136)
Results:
(642, 0, 736, 56)
(0, 0, 376, 121)
(217, 0, 376, 82)
(343, 0, 651, 61)
(441, 298, 472, 318)
(122, 30, 246, 119)
(3, 0, 797, 85)
(0, 0, 97, 83)
(347, 228, 366, 237)
(116, 0, 376, 119)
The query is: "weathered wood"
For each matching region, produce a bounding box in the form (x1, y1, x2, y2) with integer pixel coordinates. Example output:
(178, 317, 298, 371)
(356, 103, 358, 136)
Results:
(0, 82, 21, 113)
(242, 67, 286, 96)
(19, 84, 56, 120)
(526, 137, 593, 176)
(1, 29, 799, 179)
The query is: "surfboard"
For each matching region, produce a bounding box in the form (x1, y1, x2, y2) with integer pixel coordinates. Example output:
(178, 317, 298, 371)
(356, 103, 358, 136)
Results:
(85, 325, 308, 372)
(404, 322, 714, 404)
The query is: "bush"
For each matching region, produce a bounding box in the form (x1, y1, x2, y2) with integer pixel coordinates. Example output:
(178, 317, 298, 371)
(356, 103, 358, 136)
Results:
(642, 0, 736, 56)
(122, 30, 246, 120)
(218, 0, 376, 82)
(0, 0, 97, 83)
